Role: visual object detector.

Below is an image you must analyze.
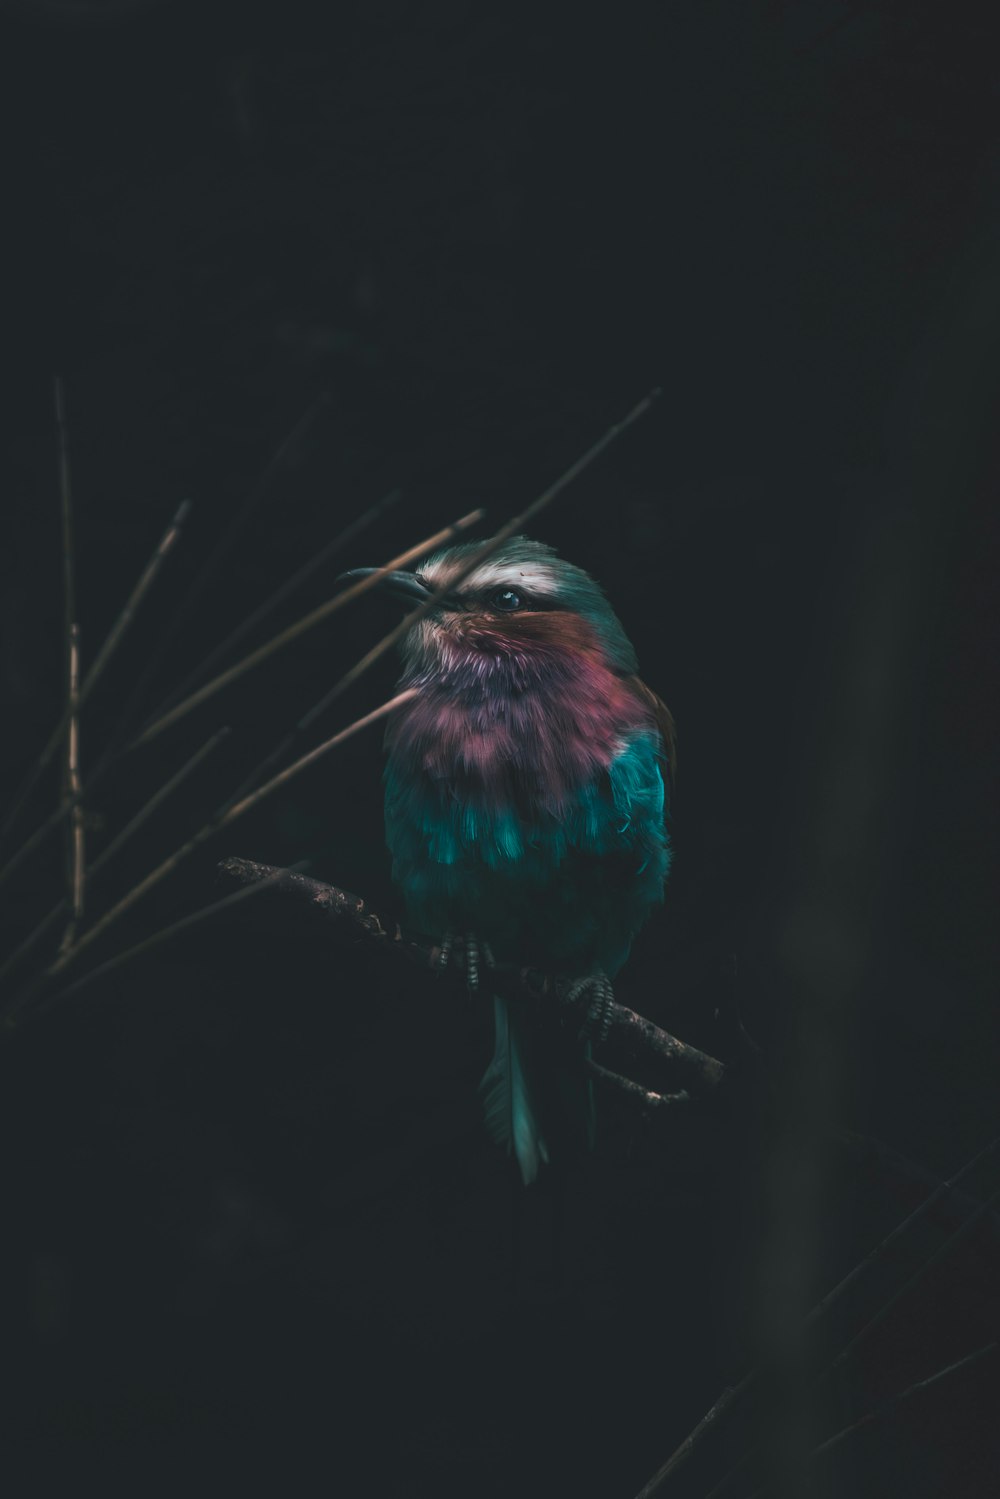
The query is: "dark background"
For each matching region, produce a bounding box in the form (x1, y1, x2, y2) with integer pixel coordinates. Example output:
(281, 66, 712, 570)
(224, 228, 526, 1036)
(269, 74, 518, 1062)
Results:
(1, 2, 997, 1495)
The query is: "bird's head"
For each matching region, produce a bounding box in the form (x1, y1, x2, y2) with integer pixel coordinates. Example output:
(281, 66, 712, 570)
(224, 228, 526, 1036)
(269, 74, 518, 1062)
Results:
(339, 535, 638, 679)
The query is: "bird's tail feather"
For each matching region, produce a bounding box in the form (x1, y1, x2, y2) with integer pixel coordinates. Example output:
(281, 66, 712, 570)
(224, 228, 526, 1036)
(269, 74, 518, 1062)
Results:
(480, 996, 550, 1186)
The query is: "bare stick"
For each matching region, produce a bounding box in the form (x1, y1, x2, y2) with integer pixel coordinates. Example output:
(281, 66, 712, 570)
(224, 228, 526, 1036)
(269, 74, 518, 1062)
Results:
(161, 394, 334, 638)
(632, 1387, 745, 1499)
(0, 891, 68, 990)
(208, 858, 725, 1095)
(0, 499, 192, 862)
(56, 377, 76, 682)
(807, 1342, 998, 1461)
(149, 488, 402, 719)
(130, 510, 484, 748)
(0, 727, 231, 988)
(60, 624, 85, 949)
(827, 1179, 1000, 1379)
(0, 793, 79, 890)
(0, 690, 418, 1029)
(214, 688, 416, 828)
(83, 398, 333, 781)
(58, 393, 81, 943)
(633, 1134, 1000, 1498)
(82, 499, 193, 703)
(801, 1135, 1000, 1343)
(33, 861, 309, 1016)
(294, 389, 663, 730)
(92, 726, 233, 880)
(744, 1342, 998, 1499)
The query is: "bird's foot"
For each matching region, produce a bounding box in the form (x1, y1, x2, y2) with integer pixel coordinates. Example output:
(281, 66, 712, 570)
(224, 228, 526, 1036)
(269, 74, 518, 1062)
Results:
(435, 930, 495, 993)
(564, 971, 615, 1045)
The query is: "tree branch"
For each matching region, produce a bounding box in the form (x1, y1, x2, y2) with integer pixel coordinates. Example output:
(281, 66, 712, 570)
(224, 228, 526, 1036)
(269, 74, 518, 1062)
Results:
(216, 855, 726, 1099)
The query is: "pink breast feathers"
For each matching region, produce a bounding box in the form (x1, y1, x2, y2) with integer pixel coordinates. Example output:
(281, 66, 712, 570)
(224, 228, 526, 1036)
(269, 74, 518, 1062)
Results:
(387, 612, 656, 816)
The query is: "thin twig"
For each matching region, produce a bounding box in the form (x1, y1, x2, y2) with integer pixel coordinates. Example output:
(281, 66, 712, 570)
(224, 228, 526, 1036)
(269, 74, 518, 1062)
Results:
(53, 377, 76, 709)
(0, 727, 231, 988)
(82, 499, 193, 702)
(804, 1136, 1000, 1346)
(32, 861, 310, 1017)
(55, 376, 75, 637)
(214, 688, 416, 828)
(827, 1180, 1000, 1379)
(0, 690, 417, 1029)
(130, 509, 484, 748)
(632, 1135, 1000, 1498)
(149, 487, 402, 718)
(0, 500, 193, 877)
(59, 392, 81, 943)
(161, 393, 334, 639)
(90, 726, 232, 881)
(60, 624, 85, 950)
(814, 1342, 998, 1458)
(0, 792, 80, 891)
(744, 1343, 998, 1499)
(82, 398, 334, 786)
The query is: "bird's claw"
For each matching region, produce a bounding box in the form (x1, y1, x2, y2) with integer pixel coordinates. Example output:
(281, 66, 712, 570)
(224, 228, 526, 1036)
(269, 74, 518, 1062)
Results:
(435, 930, 495, 993)
(564, 972, 615, 1045)
(436, 931, 456, 973)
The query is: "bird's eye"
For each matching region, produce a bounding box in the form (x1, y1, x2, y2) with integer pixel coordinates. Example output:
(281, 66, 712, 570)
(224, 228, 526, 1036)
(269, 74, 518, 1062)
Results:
(488, 587, 523, 612)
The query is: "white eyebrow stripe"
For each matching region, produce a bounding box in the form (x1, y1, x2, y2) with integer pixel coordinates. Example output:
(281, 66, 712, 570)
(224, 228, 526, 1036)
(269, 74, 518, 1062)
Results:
(422, 561, 561, 595)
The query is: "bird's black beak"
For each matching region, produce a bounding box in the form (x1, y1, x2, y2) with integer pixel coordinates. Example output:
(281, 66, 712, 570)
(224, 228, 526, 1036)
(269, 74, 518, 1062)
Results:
(337, 567, 435, 606)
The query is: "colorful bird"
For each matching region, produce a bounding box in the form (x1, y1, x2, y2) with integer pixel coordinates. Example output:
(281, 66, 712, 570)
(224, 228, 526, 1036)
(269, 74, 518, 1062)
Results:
(342, 536, 675, 1183)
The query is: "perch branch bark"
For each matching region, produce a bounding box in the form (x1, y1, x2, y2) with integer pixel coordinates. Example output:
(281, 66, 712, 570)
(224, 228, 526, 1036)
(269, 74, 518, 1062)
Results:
(214, 855, 724, 1097)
